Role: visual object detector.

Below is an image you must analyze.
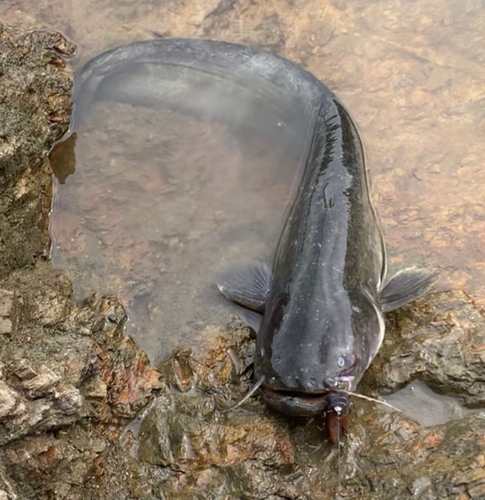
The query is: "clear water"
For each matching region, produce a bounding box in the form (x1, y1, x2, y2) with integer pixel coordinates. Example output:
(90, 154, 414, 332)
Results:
(384, 380, 477, 427)
(2, 0, 485, 365)
(49, 98, 304, 362)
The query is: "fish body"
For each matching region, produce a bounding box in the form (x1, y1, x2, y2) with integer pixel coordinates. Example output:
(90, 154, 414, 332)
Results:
(60, 37, 437, 424)
(254, 97, 386, 415)
(217, 50, 437, 422)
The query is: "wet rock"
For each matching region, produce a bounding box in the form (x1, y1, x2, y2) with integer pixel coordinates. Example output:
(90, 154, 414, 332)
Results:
(0, 270, 160, 450)
(364, 290, 485, 407)
(0, 290, 13, 335)
(3, 425, 165, 500)
(0, 23, 75, 182)
(2, 265, 483, 499)
(0, 264, 163, 498)
(138, 393, 294, 471)
(0, 382, 19, 419)
(0, 22, 74, 277)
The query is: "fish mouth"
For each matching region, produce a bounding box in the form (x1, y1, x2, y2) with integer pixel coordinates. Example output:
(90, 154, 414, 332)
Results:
(260, 386, 332, 417)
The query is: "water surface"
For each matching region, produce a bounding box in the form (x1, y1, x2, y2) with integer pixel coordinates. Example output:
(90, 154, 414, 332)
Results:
(50, 93, 306, 361)
(2, 0, 485, 362)
(384, 380, 478, 427)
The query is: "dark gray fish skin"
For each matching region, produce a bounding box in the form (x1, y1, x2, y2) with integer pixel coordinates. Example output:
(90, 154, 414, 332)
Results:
(218, 66, 437, 417)
(255, 97, 386, 411)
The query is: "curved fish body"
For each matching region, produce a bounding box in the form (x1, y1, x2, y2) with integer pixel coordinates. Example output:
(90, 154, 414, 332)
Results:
(61, 38, 437, 426)
(218, 60, 438, 422)
(63, 38, 331, 168)
(255, 96, 385, 416)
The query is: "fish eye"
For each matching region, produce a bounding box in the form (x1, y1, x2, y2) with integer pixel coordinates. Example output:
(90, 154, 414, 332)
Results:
(337, 354, 358, 375)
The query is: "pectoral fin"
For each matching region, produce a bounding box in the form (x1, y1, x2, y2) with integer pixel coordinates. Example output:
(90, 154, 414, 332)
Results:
(380, 267, 439, 312)
(217, 261, 272, 313)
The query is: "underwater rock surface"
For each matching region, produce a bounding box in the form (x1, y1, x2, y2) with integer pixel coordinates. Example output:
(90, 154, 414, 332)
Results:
(1, 21, 485, 500)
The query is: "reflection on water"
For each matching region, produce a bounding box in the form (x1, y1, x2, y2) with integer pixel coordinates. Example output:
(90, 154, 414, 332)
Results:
(2, 0, 485, 360)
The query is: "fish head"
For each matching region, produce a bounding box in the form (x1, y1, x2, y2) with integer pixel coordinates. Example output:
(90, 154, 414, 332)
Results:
(316, 288, 385, 392)
(255, 286, 384, 405)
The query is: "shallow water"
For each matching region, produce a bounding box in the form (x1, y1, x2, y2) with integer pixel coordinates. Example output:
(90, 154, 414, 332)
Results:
(50, 98, 303, 360)
(383, 380, 478, 427)
(2, 0, 485, 363)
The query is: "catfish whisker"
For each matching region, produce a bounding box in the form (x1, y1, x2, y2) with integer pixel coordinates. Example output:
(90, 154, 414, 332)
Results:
(339, 389, 402, 413)
(219, 376, 265, 412)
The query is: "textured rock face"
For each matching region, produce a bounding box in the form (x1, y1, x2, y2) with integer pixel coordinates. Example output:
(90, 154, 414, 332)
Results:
(0, 266, 163, 499)
(365, 290, 485, 407)
(8, 267, 485, 500)
(0, 269, 162, 444)
(0, 24, 75, 182)
(0, 23, 74, 276)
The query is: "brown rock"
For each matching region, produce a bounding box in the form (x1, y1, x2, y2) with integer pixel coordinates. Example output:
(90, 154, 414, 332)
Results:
(0, 23, 74, 277)
(364, 290, 485, 407)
